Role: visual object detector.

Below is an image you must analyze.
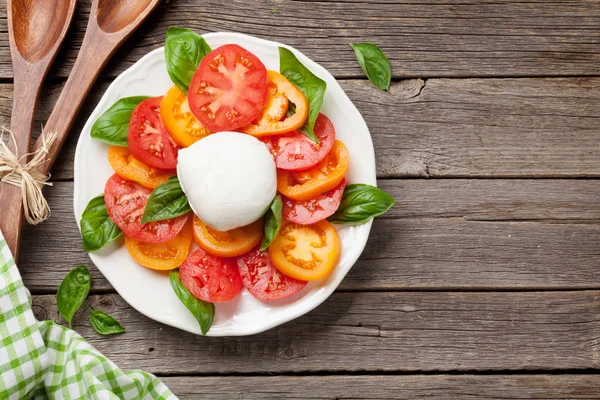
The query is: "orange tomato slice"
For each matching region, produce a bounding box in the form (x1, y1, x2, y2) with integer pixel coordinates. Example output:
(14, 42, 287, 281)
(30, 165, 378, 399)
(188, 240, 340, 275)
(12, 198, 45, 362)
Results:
(107, 146, 172, 189)
(242, 70, 308, 137)
(192, 215, 264, 257)
(160, 85, 211, 147)
(268, 220, 341, 281)
(125, 219, 193, 271)
(277, 140, 349, 201)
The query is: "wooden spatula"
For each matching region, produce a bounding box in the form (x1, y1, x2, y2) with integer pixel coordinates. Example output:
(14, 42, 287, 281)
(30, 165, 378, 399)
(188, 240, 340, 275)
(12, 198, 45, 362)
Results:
(0, 0, 77, 258)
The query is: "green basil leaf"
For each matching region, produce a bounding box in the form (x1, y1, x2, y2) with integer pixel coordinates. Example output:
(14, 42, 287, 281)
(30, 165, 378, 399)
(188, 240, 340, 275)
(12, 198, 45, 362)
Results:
(350, 43, 392, 91)
(279, 47, 326, 144)
(329, 184, 395, 224)
(141, 176, 191, 223)
(89, 310, 125, 335)
(260, 195, 283, 251)
(80, 195, 123, 252)
(170, 270, 215, 335)
(56, 265, 91, 329)
(91, 96, 150, 146)
(165, 27, 212, 94)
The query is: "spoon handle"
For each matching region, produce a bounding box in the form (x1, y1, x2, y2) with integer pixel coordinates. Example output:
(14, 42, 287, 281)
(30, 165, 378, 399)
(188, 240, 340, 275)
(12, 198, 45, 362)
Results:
(33, 22, 120, 174)
(0, 66, 45, 257)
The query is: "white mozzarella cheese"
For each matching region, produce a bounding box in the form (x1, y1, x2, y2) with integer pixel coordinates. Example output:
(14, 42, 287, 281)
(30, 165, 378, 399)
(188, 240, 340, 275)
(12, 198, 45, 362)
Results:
(177, 131, 276, 231)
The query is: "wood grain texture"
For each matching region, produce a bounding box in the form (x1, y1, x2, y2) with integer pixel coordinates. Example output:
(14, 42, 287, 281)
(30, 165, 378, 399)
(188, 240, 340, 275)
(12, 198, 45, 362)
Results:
(31, 291, 600, 373)
(19, 180, 600, 292)
(2, 77, 600, 179)
(1, 0, 600, 79)
(160, 375, 600, 399)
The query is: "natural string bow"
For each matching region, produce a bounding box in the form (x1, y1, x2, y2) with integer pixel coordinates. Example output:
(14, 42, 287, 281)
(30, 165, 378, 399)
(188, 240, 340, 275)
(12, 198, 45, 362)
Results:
(0, 128, 57, 224)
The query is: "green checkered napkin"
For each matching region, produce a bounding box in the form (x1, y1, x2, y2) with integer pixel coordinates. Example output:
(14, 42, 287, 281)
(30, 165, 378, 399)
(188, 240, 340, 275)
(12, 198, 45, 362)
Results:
(0, 230, 177, 399)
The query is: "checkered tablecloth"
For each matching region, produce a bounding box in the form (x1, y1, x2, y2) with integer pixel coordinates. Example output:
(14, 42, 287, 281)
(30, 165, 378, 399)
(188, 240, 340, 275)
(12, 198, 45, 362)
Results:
(0, 231, 176, 399)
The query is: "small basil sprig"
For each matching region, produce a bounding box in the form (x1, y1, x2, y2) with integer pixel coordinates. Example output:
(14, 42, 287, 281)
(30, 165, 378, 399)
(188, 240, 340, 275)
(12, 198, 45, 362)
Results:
(260, 195, 283, 251)
(142, 176, 191, 223)
(279, 47, 326, 144)
(89, 310, 125, 335)
(57, 265, 91, 328)
(329, 184, 395, 224)
(91, 96, 150, 146)
(165, 27, 212, 93)
(80, 195, 123, 252)
(350, 43, 392, 91)
(170, 270, 215, 335)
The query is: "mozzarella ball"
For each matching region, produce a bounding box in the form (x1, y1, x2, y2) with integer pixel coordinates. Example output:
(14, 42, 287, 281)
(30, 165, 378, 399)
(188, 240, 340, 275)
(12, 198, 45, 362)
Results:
(177, 131, 276, 231)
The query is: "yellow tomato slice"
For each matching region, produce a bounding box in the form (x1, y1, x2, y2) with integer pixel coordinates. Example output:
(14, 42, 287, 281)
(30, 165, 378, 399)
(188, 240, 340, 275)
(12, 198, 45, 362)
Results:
(268, 220, 341, 281)
(242, 70, 308, 137)
(107, 146, 172, 189)
(160, 85, 211, 147)
(192, 215, 263, 257)
(277, 140, 349, 201)
(125, 220, 193, 271)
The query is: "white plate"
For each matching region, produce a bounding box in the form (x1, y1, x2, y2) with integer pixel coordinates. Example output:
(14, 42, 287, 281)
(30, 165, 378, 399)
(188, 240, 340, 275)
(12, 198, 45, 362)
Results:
(74, 32, 376, 336)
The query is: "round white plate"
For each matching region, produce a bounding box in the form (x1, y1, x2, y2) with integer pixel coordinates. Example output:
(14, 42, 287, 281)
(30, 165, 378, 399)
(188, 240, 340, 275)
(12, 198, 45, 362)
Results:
(74, 32, 376, 336)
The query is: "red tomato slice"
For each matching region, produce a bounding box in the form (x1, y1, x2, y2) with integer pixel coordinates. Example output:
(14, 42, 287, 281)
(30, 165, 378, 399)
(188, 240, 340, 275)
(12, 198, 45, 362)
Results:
(128, 96, 179, 170)
(283, 179, 346, 225)
(180, 248, 243, 303)
(237, 247, 307, 301)
(188, 44, 268, 132)
(263, 113, 336, 171)
(104, 174, 188, 243)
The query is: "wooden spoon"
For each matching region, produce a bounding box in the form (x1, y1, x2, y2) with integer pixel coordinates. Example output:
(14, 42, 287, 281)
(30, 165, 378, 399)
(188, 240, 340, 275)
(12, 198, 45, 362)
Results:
(32, 0, 161, 174)
(0, 0, 77, 258)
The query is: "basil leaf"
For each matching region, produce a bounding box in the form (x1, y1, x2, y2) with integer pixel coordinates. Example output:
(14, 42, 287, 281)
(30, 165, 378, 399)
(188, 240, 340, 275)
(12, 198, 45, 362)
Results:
(57, 265, 91, 329)
(279, 47, 326, 144)
(350, 43, 392, 91)
(170, 270, 215, 335)
(329, 184, 395, 224)
(91, 96, 150, 146)
(89, 310, 125, 335)
(165, 27, 212, 94)
(80, 195, 123, 252)
(260, 195, 283, 251)
(141, 176, 191, 223)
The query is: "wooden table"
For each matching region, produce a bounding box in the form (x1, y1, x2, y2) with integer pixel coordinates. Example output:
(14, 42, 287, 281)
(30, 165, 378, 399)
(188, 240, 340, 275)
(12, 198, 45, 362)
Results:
(2, 0, 600, 398)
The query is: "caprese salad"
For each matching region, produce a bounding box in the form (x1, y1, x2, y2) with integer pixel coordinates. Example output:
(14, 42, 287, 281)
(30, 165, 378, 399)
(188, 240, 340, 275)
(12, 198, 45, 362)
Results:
(81, 28, 395, 334)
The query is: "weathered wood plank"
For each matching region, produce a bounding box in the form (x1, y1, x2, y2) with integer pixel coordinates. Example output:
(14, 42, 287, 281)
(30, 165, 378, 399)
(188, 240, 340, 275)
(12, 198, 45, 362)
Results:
(160, 375, 600, 399)
(1, 0, 600, 79)
(2, 77, 600, 179)
(31, 291, 600, 373)
(19, 180, 600, 292)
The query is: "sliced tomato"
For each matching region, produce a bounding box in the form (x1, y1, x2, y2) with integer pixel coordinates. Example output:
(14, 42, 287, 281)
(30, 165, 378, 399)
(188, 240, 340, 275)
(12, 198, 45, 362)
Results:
(283, 179, 346, 225)
(268, 220, 341, 281)
(108, 146, 173, 189)
(188, 44, 269, 132)
(128, 96, 179, 169)
(125, 220, 192, 271)
(160, 85, 211, 147)
(180, 248, 243, 303)
(277, 140, 349, 201)
(242, 70, 308, 137)
(192, 215, 263, 257)
(263, 113, 336, 171)
(104, 174, 188, 243)
(237, 247, 307, 301)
